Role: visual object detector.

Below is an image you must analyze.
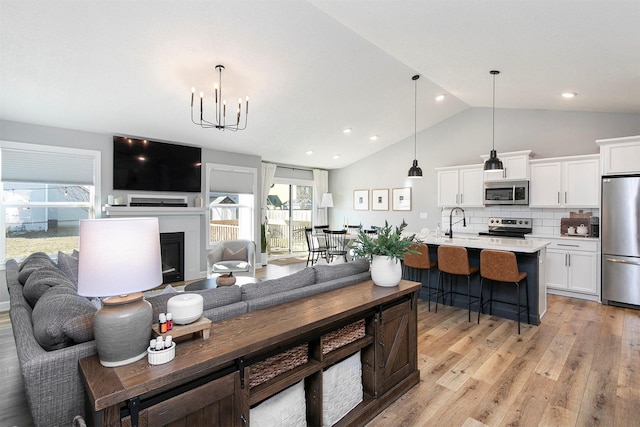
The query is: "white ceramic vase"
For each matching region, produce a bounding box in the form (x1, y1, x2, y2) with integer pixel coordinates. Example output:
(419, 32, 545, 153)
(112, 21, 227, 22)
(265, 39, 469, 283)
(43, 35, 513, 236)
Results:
(370, 255, 402, 287)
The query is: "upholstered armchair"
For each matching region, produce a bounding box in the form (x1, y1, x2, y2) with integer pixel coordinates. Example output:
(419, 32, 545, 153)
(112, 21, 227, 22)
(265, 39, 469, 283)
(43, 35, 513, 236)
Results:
(207, 239, 256, 277)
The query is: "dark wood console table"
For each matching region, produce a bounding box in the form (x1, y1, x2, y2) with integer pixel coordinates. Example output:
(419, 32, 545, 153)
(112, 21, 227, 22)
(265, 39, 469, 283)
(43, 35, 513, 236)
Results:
(80, 279, 421, 426)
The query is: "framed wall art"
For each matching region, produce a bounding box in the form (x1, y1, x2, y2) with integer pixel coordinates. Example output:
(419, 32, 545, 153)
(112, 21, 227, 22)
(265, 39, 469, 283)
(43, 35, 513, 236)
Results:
(371, 189, 389, 211)
(353, 189, 369, 210)
(392, 187, 411, 211)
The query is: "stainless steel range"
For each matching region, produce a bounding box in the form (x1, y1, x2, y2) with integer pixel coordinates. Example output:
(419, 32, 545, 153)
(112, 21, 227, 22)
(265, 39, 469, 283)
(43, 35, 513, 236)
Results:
(478, 217, 532, 239)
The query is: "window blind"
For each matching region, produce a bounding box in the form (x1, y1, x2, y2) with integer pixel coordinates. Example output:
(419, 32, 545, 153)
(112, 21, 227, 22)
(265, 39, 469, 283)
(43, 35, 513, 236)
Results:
(2, 147, 95, 185)
(210, 169, 255, 194)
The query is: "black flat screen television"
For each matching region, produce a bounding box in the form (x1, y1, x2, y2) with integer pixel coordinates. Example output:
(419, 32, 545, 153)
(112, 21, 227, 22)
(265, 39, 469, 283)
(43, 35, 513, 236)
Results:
(113, 136, 202, 193)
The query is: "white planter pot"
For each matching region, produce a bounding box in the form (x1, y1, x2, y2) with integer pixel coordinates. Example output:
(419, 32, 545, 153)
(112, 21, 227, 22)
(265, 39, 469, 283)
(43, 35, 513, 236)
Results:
(370, 255, 402, 287)
(260, 252, 268, 266)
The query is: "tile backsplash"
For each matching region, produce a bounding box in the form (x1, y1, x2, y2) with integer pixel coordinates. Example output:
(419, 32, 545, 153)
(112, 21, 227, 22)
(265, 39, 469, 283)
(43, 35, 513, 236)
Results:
(439, 206, 599, 236)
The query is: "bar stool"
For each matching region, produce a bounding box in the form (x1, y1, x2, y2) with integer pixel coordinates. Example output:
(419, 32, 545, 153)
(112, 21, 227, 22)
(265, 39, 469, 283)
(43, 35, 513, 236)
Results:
(402, 243, 438, 310)
(478, 249, 529, 334)
(436, 245, 479, 321)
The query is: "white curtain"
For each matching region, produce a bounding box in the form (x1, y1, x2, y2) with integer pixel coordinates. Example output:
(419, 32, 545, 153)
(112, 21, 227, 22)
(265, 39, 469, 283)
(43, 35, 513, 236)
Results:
(261, 163, 277, 223)
(313, 169, 329, 227)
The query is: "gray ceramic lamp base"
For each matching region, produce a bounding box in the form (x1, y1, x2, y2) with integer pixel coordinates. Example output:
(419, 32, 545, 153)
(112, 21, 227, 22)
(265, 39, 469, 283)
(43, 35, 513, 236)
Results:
(94, 292, 152, 367)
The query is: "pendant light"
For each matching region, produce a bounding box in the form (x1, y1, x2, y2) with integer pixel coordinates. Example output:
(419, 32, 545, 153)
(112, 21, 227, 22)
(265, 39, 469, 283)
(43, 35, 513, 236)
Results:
(407, 74, 423, 178)
(484, 70, 504, 171)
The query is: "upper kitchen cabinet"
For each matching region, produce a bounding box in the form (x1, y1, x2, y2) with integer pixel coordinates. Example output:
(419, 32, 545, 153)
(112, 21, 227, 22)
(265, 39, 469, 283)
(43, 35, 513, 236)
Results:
(597, 135, 640, 175)
(529, 155, 600, 208)
(480, 150, 532, 181)
(436, 164, 484, 207)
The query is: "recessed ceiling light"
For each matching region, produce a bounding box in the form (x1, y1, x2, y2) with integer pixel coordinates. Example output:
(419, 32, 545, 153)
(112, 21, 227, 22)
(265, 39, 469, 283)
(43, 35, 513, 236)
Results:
(306, 150, 313, 155)
(562, 92, 577, 98)
(435, 94, 446, 102)
(333, 154, 340, 159)
(370, 135, 378, 141)
(342, 128, 352, 134)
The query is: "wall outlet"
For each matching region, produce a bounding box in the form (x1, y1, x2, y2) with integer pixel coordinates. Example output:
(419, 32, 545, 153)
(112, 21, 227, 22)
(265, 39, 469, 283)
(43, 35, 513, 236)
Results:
(419, 212, 428, 219)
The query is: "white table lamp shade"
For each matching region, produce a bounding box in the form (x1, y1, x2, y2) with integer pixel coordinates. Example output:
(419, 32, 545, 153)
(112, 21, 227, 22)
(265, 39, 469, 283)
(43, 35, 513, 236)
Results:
(321, 193, 334, 208)
(77, 217, 162, 297)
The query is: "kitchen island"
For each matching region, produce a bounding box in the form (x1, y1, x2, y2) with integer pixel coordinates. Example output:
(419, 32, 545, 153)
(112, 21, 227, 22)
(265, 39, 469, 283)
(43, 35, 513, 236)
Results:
(407, 233, 550, 325)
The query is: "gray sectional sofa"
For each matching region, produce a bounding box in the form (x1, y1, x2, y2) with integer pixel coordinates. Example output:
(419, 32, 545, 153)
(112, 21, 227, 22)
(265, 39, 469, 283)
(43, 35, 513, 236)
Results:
(6, 253, 371, 427)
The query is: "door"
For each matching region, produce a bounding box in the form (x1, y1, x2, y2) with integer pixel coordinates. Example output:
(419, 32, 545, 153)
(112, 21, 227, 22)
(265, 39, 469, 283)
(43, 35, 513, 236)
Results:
(567, 251, 598, 294)
(529, 162, 562, 207)
(437, 169, 459, 207)
(563, 159, 599, 207)
(376, 298, 415, 394)
(601, 176, 640, 257)
(459, 167, 484, 207)
(602, 255, 640, 305)
(546, 250, 568, 290)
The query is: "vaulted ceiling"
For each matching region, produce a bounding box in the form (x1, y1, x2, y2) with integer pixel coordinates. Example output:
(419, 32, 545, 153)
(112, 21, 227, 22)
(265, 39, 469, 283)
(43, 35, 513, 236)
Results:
(1, 1, 638, 169)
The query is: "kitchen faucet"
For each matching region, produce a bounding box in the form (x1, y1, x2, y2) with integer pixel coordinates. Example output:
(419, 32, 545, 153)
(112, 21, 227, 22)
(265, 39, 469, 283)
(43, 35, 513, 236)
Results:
(446, 207, 466, 238)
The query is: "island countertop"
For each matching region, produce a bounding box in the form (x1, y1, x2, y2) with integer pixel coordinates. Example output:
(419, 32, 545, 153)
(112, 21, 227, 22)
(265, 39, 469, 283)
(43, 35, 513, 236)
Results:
(409, 232, 550, 253)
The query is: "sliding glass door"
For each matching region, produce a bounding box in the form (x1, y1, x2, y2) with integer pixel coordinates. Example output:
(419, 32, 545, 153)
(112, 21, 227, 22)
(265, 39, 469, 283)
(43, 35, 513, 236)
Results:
(267, 183, 312, 254)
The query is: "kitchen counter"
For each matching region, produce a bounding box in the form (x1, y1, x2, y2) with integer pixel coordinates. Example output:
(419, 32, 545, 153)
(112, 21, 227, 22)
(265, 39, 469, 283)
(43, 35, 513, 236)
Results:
(405, 231, 549, 325)
(413, 233, 550, 253)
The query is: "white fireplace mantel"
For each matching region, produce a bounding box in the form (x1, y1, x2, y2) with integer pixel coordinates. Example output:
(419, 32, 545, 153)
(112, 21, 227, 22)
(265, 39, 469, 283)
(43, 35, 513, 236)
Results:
(103, 206, 206, 217)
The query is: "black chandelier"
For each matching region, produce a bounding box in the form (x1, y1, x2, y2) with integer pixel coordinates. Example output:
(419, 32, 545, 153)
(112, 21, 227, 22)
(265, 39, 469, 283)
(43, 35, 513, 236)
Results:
(191, 65, 249, 131)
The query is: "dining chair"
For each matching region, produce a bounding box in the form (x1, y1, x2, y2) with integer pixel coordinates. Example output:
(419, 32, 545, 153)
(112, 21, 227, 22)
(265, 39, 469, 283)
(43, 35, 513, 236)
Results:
(322, 229, 348, 263)
(304, 227, 327, 266)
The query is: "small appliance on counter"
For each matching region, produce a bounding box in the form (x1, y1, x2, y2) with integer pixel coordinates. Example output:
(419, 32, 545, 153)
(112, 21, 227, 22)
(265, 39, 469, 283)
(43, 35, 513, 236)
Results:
(589, 216, 599, 237)
(478, 217, 532, 238)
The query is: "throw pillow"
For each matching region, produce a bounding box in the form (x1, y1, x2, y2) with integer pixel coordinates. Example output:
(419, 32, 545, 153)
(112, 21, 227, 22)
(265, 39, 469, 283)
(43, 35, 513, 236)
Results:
(17, 252, 55, 284)
(23, 266, 76, 307)
(32, 286, 97, 350)
(57, 250, 79, 286)
(222, 247, 247, 261)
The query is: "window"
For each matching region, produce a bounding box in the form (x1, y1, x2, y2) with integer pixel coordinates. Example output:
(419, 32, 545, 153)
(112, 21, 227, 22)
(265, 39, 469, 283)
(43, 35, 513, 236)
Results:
(1, 141, 101, 262)
(206, 164, 257, 248)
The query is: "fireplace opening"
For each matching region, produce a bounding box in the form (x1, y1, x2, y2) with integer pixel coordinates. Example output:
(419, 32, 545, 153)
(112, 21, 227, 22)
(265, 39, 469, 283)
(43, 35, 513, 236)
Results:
(160, 232, 184, 284)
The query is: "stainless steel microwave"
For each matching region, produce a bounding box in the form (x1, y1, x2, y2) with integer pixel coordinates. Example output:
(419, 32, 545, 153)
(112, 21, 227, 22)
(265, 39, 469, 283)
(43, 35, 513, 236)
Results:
(484, 180, 529, 205)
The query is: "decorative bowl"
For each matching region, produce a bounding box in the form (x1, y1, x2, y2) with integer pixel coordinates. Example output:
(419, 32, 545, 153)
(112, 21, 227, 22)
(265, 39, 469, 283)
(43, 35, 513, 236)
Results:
(216, 274, 237, 286)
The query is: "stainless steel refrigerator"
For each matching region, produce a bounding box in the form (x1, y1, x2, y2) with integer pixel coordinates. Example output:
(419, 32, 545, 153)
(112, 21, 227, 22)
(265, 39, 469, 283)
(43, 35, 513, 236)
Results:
(602, 175, 640, 307)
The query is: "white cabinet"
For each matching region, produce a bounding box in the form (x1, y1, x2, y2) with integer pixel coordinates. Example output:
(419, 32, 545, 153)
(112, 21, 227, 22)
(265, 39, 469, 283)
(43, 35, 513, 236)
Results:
(597, 135, 640, 175)
(436, 165, 484, 207)
(544, 238, 600, 300)
(529, 155, 599, 208)
(481, 150, 531, 181)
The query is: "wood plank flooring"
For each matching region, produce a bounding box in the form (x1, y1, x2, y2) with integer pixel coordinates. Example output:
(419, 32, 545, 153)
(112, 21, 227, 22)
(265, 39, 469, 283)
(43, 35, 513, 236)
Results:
(2, 259, 639, 426)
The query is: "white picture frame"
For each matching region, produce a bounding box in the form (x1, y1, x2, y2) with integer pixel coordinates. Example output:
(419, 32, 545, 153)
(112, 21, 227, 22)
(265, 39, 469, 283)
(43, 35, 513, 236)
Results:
(392, 187, 411, 211)
(371, 189, 389, 211)
(353, 189, 369, 211)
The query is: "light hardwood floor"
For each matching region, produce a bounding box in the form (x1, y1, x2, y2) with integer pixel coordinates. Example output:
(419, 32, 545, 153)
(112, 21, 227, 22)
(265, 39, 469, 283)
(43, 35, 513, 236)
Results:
(2, 261, 639, 426)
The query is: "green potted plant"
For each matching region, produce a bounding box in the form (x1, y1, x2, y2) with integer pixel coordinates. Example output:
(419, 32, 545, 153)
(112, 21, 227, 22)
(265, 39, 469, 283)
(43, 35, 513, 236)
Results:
(352, 220, 419, 287)
(260, 221, 268, 266)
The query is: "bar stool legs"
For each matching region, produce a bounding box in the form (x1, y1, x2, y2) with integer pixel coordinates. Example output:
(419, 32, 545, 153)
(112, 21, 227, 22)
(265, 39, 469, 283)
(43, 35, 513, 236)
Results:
(478, 276, 530, 334)
(436, 271, 479, 322)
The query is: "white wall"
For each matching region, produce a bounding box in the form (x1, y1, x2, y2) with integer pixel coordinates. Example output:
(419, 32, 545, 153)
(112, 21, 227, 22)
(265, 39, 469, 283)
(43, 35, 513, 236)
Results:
(329, 108, 640, 232)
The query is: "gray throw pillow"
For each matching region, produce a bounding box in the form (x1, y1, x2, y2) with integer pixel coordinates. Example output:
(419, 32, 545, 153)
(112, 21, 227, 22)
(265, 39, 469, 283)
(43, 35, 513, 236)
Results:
(17, 252, 55, 284)
(57, 250, 79, 286)
(32, 286, 97, 350)
(23, 266, 76, 307)
(222, 247, 247, 261)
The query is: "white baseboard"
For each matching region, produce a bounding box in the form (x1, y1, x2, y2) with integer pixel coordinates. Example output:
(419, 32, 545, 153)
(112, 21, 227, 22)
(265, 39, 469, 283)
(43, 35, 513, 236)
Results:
(0, 301, 9, 313)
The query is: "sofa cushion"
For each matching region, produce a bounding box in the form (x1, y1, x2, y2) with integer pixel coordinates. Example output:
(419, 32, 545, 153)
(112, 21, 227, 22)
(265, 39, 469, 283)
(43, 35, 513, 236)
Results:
(23, 265, 76, 307)
(57, 250, 79, 286)
(313, 258, 370, 283)
(32, 286, 97, 350)
(18, 252, 55, 284)
(241, 267, 316, 301)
